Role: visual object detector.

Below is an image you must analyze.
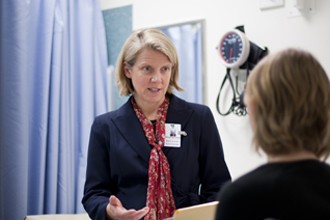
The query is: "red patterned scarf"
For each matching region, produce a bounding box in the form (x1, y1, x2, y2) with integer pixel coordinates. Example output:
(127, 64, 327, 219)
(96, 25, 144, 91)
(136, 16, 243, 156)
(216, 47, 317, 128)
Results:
(132, 97, 176, 220)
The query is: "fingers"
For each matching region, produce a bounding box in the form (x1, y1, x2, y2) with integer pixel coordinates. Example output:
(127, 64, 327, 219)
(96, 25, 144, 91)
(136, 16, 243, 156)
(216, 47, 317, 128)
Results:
(124, 206, 149, 220)
(109, 195, 122, 207)
(107, 196, 124, 219)
(107, 196, 149, 220)
(135, 206, 149, 219)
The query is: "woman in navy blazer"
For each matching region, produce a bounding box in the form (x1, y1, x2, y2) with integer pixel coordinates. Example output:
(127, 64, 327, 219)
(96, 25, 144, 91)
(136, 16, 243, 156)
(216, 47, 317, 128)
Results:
(82, 28, 231, 220)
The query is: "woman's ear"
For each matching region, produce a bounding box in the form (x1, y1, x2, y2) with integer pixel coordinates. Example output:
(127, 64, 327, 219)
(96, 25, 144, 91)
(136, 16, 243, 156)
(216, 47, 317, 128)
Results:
(124, 63, 132, 78)
(124, 68, 131, 78)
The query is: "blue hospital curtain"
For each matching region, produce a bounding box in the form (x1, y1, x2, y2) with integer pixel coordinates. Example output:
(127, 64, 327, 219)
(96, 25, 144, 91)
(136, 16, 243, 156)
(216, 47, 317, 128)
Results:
(0, 0, 109, 219)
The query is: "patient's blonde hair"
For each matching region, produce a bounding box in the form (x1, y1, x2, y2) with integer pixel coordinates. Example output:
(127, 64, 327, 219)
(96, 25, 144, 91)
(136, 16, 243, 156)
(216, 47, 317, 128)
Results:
(246, 48, 330, 159)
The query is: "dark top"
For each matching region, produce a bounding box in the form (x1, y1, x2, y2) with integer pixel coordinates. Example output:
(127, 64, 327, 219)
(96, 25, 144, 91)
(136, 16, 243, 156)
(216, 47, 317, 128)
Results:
(82, 95, 231, 220)
(216, 159, 330, 220)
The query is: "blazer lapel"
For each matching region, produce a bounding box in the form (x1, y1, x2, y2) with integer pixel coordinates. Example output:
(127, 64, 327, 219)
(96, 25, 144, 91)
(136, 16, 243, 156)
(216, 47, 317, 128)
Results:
(112, 100, 151, 164)
(166, 95, 193, 128)
(111, 95, 192, 162)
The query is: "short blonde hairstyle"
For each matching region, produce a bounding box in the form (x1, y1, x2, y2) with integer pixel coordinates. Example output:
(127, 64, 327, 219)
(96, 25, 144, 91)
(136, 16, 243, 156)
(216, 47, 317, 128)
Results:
(115, 28, 183, 96)
(246, 48, 330, 159)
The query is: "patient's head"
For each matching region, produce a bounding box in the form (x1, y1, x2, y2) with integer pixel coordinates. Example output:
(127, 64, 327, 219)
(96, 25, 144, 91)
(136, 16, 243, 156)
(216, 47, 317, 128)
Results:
(244, 48, 330, 159)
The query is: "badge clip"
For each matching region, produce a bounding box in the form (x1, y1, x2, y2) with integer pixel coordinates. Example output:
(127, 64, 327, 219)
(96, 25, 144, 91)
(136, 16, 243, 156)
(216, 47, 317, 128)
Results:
(179, 131, 187, 136)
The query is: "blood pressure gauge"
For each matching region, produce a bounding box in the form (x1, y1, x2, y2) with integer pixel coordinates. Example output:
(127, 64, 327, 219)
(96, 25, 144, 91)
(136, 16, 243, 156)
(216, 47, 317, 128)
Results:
(218, 29, 250, 69)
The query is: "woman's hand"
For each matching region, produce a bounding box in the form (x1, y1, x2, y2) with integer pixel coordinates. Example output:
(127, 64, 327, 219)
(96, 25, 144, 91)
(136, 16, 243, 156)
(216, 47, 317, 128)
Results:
(106, 195, 149, 220)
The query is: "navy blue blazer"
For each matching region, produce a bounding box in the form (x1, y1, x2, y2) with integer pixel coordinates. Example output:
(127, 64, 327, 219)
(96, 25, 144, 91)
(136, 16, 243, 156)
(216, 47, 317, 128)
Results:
(82, 95, 231, 220)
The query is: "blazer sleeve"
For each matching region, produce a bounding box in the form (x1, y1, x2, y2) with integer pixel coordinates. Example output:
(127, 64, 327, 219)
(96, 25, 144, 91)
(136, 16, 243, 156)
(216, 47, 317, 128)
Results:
(82, 116, 113, 220)
(199, 106, 231, 202)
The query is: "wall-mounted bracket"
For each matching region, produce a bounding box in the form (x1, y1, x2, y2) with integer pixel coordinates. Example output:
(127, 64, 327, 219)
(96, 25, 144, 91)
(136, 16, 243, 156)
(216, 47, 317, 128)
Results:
(288, 0, 315, 18)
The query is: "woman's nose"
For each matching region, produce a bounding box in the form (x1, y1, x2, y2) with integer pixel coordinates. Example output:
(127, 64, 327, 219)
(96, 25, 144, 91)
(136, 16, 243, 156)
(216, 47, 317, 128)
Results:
(150, 72, 161, 82)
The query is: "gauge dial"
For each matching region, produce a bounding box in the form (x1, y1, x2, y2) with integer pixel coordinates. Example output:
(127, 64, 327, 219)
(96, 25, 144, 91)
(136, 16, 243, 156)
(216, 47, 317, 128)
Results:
(218, 29, 250, 68)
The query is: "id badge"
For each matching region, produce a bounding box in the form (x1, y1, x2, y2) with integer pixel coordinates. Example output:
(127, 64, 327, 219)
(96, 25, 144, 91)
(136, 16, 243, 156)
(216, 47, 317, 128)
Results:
(165, 123, 181, 147)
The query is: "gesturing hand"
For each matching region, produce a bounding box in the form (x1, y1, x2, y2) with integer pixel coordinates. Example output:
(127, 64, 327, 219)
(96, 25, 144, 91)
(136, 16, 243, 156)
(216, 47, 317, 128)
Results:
(106, 195, 149, 220)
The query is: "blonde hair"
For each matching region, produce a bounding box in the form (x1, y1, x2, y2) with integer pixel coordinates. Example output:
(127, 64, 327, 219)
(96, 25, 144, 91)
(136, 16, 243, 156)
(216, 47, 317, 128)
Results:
(115, 28, 183, 96)
(246, 48, 330, 159)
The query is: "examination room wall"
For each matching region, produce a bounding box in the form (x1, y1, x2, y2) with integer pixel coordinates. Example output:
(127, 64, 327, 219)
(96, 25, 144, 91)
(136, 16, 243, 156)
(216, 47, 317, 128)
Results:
(101, 0, 330, 179)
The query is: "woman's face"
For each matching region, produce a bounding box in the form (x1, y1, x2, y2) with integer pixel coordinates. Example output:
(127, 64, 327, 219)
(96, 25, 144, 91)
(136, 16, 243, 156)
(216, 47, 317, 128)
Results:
(124, 48, 172, 107)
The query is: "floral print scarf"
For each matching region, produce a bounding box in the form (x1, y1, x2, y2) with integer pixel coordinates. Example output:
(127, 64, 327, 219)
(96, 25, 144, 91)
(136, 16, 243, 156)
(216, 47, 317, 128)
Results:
(131, 96, 176, 220)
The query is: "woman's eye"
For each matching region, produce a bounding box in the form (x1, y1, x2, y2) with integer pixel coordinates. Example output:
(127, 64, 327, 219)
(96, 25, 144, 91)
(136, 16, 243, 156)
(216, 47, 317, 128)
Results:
(142, 66, 151, 73)
(162, 66, 171, 73)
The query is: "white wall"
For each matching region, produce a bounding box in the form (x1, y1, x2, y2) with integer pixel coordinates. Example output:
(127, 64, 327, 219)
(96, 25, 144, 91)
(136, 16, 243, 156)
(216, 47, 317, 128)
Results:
(100, 0, 330, 179)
